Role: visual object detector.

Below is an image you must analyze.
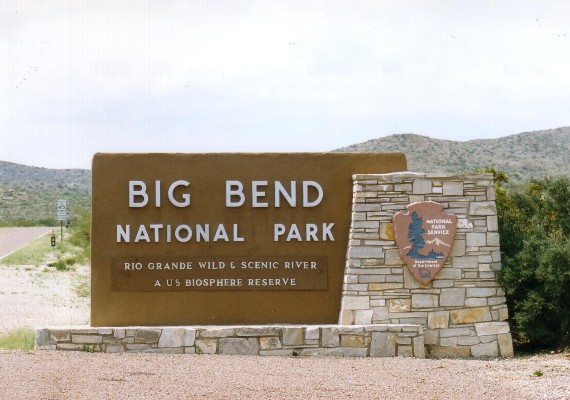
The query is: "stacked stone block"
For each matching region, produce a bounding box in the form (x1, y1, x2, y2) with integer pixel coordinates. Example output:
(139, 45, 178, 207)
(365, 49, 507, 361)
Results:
(35, 324, 425, 357)
(339, 172, 514, 358)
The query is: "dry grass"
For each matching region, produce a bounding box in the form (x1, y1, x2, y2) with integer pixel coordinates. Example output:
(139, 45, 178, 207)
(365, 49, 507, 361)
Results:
(0, 327, 35, 350)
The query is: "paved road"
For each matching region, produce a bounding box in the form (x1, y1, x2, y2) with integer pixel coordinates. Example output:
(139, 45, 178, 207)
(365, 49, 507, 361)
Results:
(0, 227, 53, 260)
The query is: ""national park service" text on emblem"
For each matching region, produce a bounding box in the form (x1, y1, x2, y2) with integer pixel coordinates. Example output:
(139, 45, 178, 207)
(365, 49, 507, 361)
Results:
(393, 201, 457, 285)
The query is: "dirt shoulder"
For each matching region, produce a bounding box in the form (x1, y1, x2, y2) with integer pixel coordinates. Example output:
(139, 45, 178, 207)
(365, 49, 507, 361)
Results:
(0, 264, 90, 333)
(0, 351, 568, 399)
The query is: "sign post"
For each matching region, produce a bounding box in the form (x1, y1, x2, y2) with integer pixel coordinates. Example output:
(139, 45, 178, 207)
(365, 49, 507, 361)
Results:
(57, 199, 67, 243)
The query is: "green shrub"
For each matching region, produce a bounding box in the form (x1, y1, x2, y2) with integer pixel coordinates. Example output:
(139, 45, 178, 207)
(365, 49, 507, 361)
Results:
(68, 206, 91, 262)
(47, 253, 80, 271)
(48, 258, 69, 271)
(36, 218, 58, 226)
(0, 327, 35, 350)
(497, 175, 570, 349)
(73, 280, 90, 297)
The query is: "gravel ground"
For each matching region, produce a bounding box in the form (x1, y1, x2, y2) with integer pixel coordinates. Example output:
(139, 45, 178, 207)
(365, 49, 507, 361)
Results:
(0, 263, 568, 399)
(0, 351, 569, 399)
(0, 264, 90, 334)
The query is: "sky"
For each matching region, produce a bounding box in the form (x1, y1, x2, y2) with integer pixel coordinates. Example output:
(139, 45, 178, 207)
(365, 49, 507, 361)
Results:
(1, 1, 570, 170)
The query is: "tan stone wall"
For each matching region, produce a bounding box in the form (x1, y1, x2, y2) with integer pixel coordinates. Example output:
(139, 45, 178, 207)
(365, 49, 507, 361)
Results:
(35, 325, 425, 358)
(339, 172, 514, 358)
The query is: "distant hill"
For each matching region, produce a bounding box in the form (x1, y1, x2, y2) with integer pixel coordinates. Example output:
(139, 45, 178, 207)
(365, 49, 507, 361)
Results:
(335, 127, 570, 183)
(1, 127, 569, 225)
(0, 161, 91, 226)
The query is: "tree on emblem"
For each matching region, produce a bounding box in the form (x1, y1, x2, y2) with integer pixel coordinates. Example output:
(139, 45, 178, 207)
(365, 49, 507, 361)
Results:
(394, 200, 457, 285)
(407, 211, 426, 258)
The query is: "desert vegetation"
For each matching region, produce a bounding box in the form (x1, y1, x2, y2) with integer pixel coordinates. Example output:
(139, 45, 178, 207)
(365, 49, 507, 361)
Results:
(0, 161, 90, 226)
(493, 172, 570, 351)
(1, 210, 90, 270)
(0, 327, 35, 350)
(0, 214, 91, 348)
(337, 127, 570, 183)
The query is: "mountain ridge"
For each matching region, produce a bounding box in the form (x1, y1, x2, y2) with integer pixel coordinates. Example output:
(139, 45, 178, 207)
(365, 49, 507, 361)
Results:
(335, 126, 570, 182)
(0, 160, 90, 225)
(1, 126, 569, 224)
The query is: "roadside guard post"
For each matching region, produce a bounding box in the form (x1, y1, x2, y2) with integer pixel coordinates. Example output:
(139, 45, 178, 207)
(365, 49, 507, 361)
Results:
(51, 229, 56, 248)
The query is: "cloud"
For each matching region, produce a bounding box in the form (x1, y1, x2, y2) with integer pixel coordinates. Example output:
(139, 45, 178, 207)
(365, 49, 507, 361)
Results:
(1, 1, 570, 168)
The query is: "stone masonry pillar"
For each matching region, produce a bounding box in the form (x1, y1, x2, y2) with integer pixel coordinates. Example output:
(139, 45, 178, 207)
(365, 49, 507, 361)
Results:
(339, 172, 514, 358)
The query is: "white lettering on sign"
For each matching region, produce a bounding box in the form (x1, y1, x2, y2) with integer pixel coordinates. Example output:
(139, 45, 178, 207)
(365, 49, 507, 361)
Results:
(240, 261, 279, 269)
(146, 262, 193, 270)
(302, 181, 323, 207)
(112, 256, 328, 292)
(124, 262, 143, 270)
(275, 181, 295, 207)
(116, 223, 245, 243)
(129, 179, 325, 208)
(284, 261, 317, 269)
(123, 178, 333, 246)
(273, 223, 335, 241)
(129, 180, 191, 208)
(425, 218, 452, 235)
(185, 278, 244, 287)
(225, 180, 324, 208)
(252, 180, 268, 207)
(226, 180, 246, 207)
(198, 261, 226, 269)
(247, 278, 297, 287)
(168, 180, 191, 207)
(129, 181, 149, 207)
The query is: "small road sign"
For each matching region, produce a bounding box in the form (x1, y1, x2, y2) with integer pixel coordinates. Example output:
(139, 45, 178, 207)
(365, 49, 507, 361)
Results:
(57, 199, 67, 221)
(57, 199, 67, 211)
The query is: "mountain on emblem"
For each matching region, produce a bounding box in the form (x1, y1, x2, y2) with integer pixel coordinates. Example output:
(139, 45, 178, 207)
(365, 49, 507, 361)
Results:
(425, 238, 450, 247)
(393, 201, 457, 285)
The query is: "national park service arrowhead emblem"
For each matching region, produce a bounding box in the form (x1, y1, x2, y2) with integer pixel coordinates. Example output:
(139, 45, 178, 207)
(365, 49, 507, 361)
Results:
(393, 201, 457, 285)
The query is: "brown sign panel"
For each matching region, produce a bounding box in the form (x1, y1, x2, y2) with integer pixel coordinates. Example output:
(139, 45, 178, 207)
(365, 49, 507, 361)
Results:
(393, 201, 457, 285)
(92, 153, 406, 326)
